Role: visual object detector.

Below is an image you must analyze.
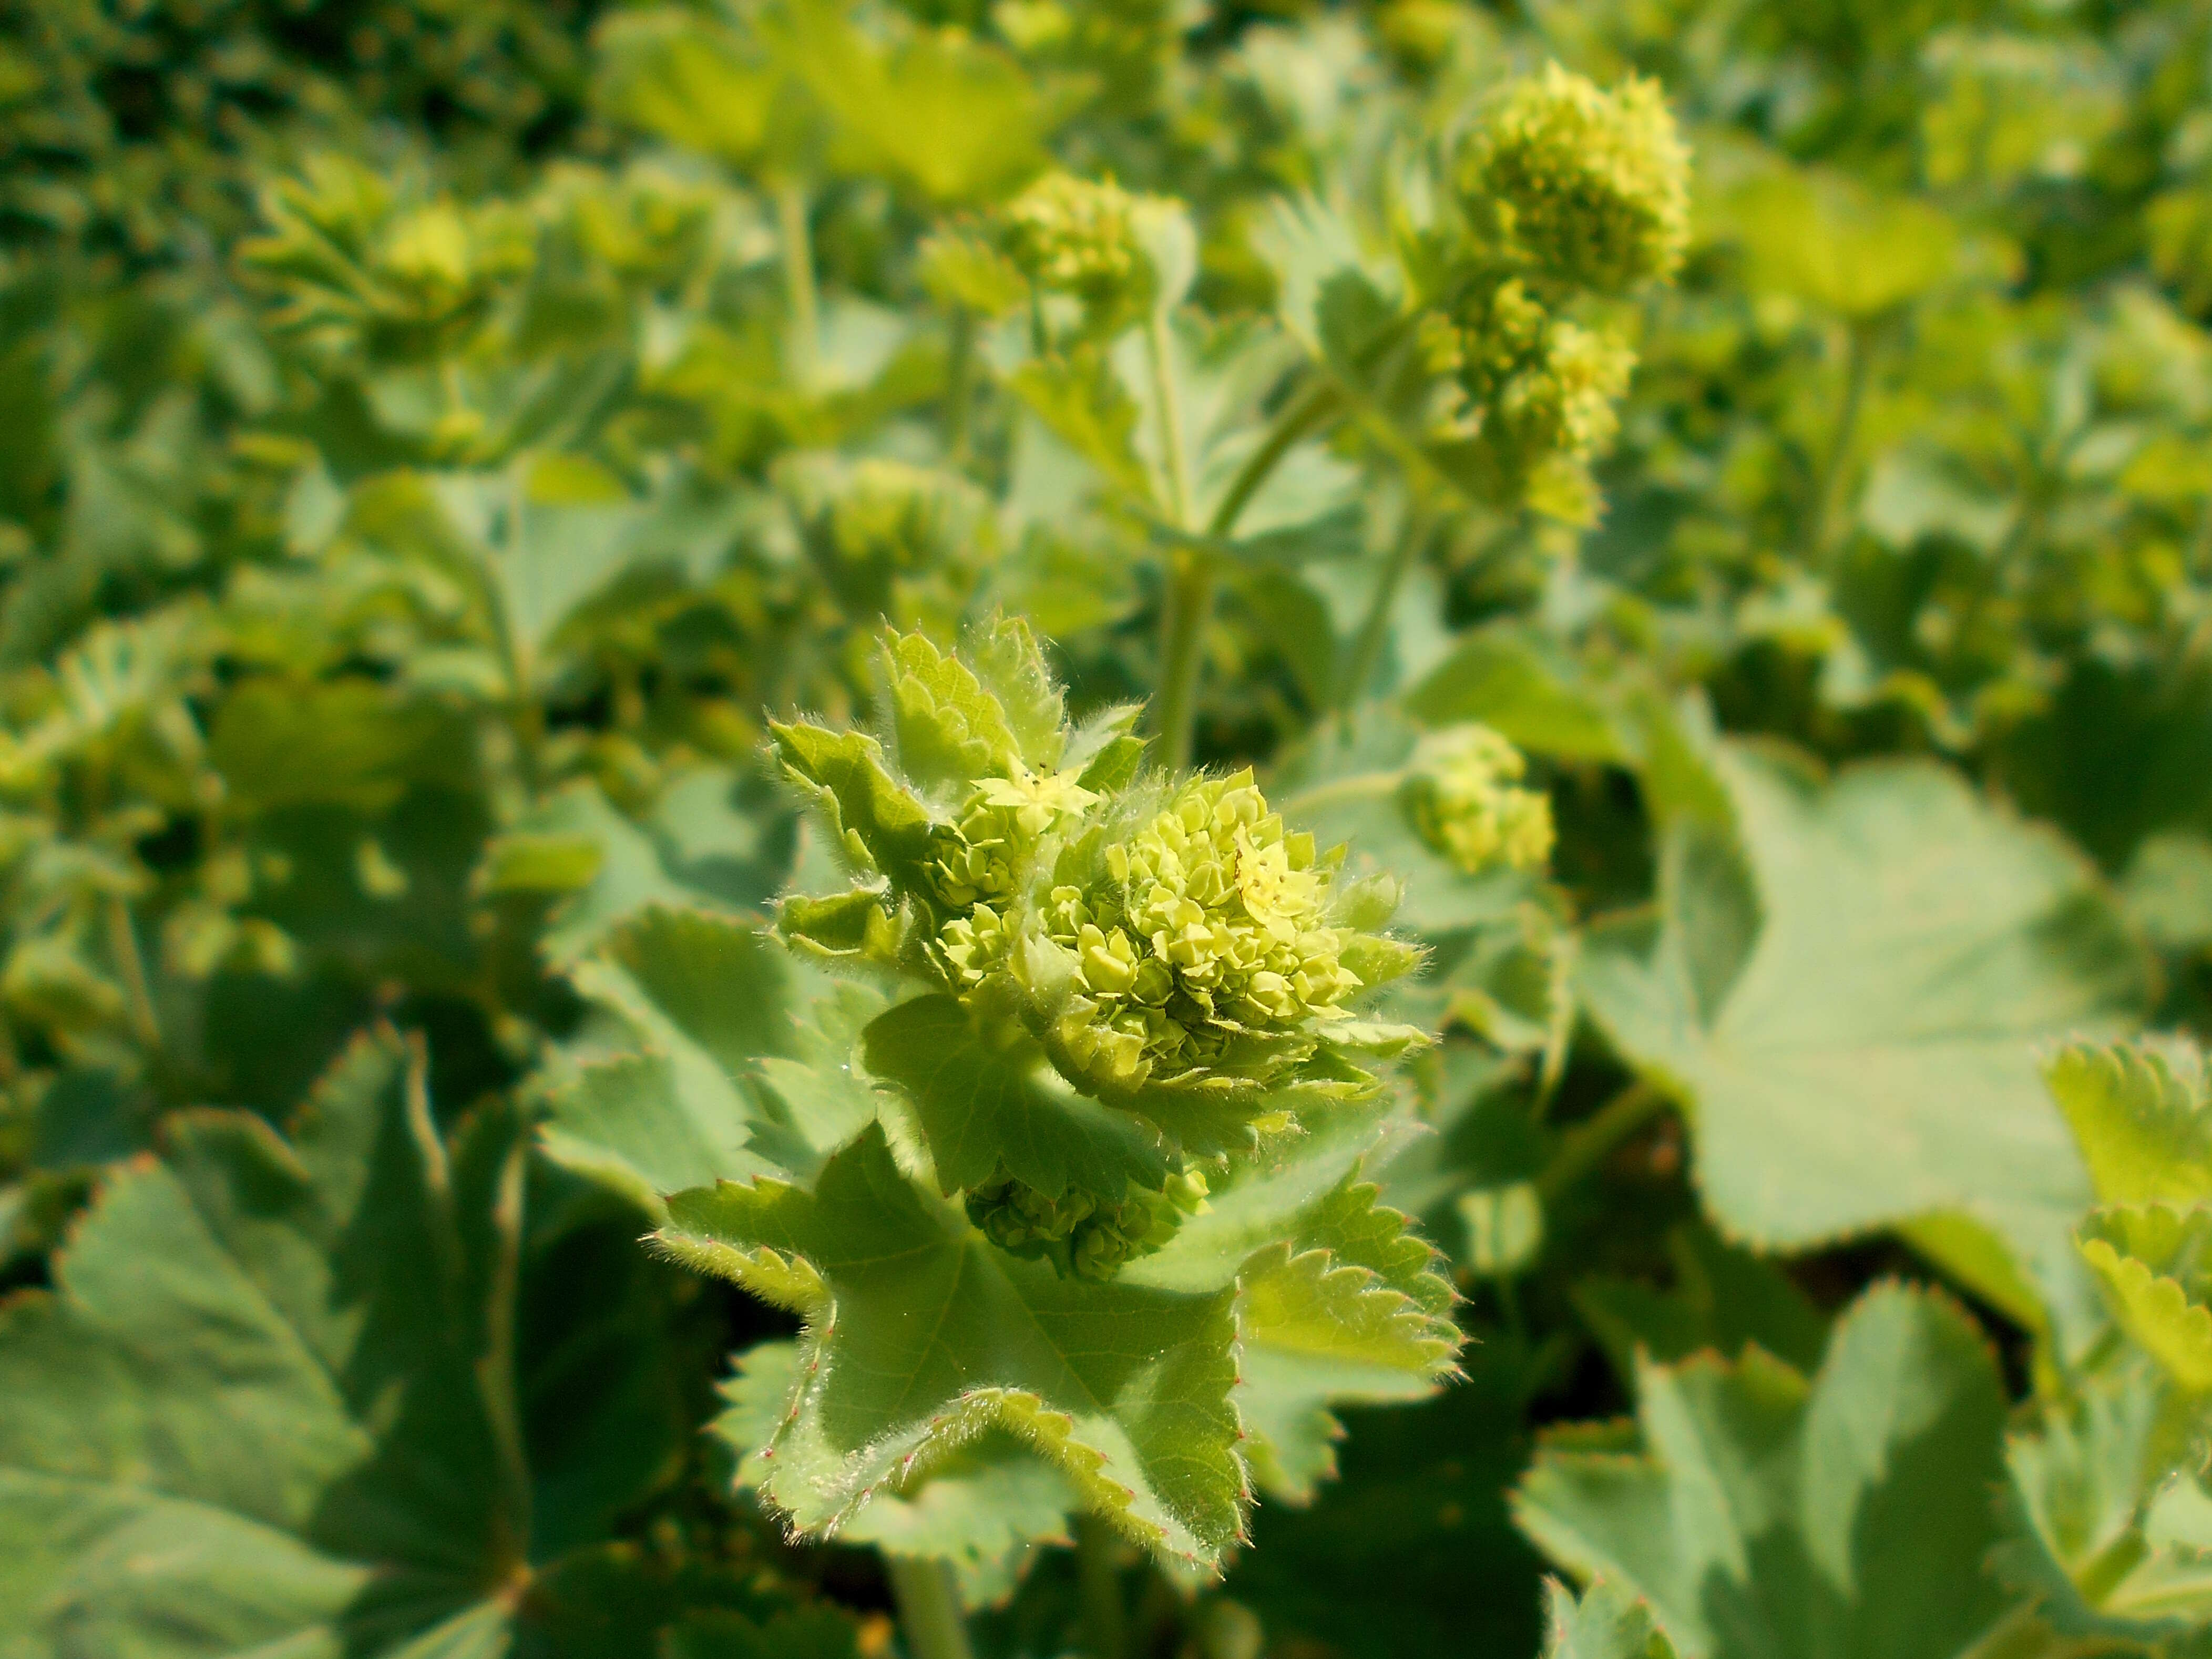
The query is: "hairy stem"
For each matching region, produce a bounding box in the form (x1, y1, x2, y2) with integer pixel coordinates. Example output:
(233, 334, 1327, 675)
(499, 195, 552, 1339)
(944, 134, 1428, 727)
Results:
(1075, 1513, 1128, 1659)
(1153, 550, 1216, 775)
(1536, 1079, 1667, 1200)
(886, 1556, 975, 1659)
(777, 179, 818, 391)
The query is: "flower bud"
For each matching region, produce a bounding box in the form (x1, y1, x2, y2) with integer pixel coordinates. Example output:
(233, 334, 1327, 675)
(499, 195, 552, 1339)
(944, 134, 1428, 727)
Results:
(1402, 725, 1554, 874)
(965, 1167, 1209, 1279)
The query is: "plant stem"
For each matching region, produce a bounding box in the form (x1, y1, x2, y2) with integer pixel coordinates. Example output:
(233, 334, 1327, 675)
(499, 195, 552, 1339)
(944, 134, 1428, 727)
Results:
(1806, 318, 1873, 564)
(1207, 378, 1340, 541)
(1144, 303, 1210, 772)
(886, 1556, 975, 1659)
(777, 179, 818, 391)
(1153, 377, 1345, 773)
(477, 1132, 533, 1573)
(1339, 503, 1430, 710)
(1535, 1079, 1667, 1200)
(1074, 1513, 1127, 1659)
(1153, 550, 1214, 776)
(496, 460, 545, 800)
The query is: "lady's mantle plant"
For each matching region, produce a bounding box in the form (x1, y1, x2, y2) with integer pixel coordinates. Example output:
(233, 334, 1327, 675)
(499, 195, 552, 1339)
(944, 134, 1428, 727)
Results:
(651, 621, 1464, 1569)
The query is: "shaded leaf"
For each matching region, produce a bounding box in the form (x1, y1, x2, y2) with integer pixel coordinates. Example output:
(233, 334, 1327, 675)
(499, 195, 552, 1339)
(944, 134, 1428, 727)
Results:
(1514, 1284, 2013, 1659)
(863, 992, 1171, 1201)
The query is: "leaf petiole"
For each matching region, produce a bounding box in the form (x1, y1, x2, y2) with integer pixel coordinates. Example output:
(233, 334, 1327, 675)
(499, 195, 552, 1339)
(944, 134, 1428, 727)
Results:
(886, 1555, 976, 1659)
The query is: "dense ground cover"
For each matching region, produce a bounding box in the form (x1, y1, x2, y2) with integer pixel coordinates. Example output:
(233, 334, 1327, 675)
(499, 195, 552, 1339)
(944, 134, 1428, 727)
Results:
(3, 0, 2212, 1655)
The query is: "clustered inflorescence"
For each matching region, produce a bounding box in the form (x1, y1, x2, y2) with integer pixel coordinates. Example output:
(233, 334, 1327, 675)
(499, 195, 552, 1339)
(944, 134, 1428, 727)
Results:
(920, 757, 1410, 1106)
(1403, 725, 1556, 875)
(965, 1167, 1212, 1279)
(774, 628, 1497, 1279)
(1425, 64, 1692, 515)
(996, 173, 1146, 308)
(988, 170, 1175, 337)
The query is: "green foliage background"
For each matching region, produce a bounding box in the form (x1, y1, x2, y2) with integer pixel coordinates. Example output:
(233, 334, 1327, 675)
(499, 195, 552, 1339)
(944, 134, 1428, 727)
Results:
(3, 0, 2212, 1655)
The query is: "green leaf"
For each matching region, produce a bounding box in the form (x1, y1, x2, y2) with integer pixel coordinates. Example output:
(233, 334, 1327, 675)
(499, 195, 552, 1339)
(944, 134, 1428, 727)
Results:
(964, 615, 1068, 773)
(2079, 1206, 2212, 1392)
(2123, 832, 2212, 953)
(428, 472, 668, 677)
(1406, 626, 1625, 763)
(714, 1340, 1075, 1611)
(779, 888, 901, 964)
(1232, 1238, 1461, 1501)
(879, 628, 1030, 790)
(1008, 351, 1158, 510)
(863, 992, 1171, 1201)
(769, 720, 938, 892)
(593, 9, 786, 170)
(542, 908, 886, 1206)
(211, 679, 475, 816)
(1998, 1359, 2212, 1637)
(1713, 166, 1963, 318)
(1542, 1579, 1680, 1659)
(1580, 746, 2149, 1356)
(1125, 1111, 1461, 1501)
(779, 7, 1056, 205)
(0, 1032, 673, 1657)
(656, 1124, 1247, 1569)
(2047, 1041, 2212, 1207)
(1514, 1283, 2014, 1659)
(488, 781, 769, 966)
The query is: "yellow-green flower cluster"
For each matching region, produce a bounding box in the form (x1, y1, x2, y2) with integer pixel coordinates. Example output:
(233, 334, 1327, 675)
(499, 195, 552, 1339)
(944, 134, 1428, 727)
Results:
(1037, 772, 1373, 1091)
(1461, 63, 1691, 295)
(966, 1169, 1210, 1280)
(995, 172, 1149, 316)
(1403, 726, 1554, 874)
(1424, 279, 1636, 468)
(930, 768, 1099, 982)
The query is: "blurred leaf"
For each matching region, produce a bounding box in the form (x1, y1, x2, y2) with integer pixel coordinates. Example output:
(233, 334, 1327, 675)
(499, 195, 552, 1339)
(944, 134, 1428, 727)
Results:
(779, 8, 1057, 204)
(1515, 1284, 2013, 1659)
(1581, 745, 2149, 1356)
(1574, 1223, 1830, 1381)
(1712, 165, 1964, 318)
(1542, 1578, 1680, 1659)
